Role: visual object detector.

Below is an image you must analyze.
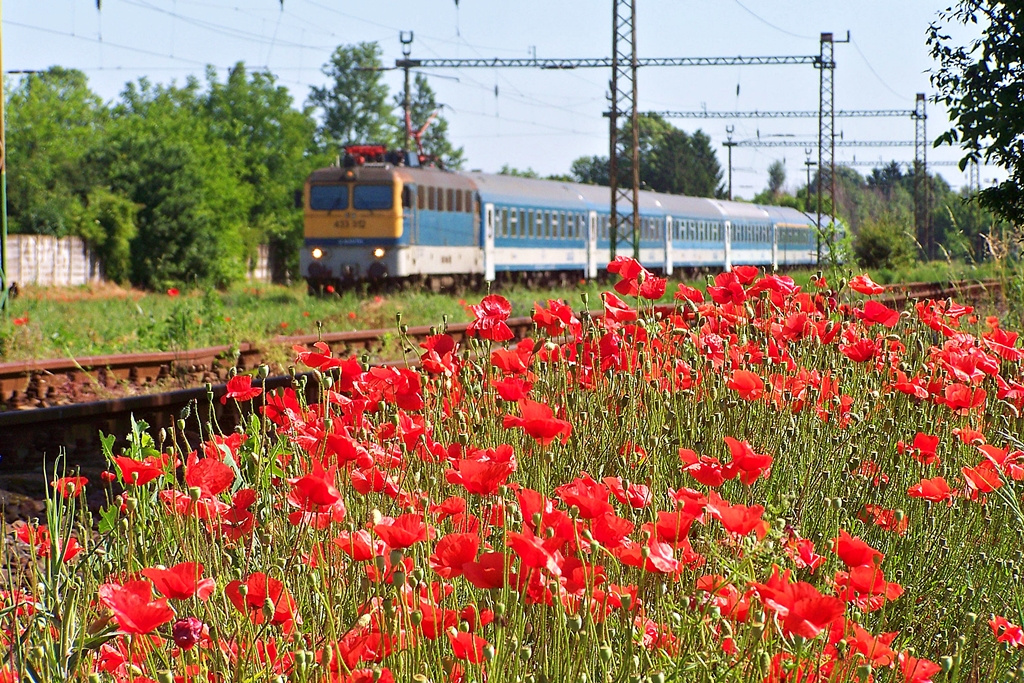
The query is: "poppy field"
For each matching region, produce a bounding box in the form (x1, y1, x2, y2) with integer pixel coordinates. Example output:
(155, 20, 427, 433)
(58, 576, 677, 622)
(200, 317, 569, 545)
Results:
(4, 259, 1024, 682)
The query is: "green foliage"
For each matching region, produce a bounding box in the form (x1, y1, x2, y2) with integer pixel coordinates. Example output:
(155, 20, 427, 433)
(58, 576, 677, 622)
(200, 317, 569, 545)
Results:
(309, 42, 399, 149)
(929, 2, 1024, 226)
(95, 78, 252, 289)
(498, 164, 540, 178)
(853, 211, 918, 270)
(203, 63, 326, 280)
(570, 155, 610, 185)
(766, 159, 786, 197)
(74, 187, 139, 284)
(568, 115, 725, 198)
(5, 67, 108, 236)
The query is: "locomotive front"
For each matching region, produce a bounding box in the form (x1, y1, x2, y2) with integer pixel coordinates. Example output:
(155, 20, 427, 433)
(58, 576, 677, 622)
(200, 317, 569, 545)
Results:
(301, 146, 408, 290)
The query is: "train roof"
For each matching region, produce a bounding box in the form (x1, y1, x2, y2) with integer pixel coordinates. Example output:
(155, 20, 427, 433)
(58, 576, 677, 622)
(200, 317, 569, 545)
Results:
(463, 172, 591, 211)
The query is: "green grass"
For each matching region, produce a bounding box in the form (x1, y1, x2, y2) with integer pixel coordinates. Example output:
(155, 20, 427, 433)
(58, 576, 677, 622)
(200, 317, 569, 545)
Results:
(0, 260, 1006, 363)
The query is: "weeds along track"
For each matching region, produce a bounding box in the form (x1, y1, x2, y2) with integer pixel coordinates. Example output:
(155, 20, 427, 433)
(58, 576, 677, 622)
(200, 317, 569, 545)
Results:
(0, 278, 1002, 493)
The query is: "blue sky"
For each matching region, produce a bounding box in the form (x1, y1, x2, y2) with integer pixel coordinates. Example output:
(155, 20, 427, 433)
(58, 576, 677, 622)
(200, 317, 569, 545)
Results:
(4, 1, 1001, 198)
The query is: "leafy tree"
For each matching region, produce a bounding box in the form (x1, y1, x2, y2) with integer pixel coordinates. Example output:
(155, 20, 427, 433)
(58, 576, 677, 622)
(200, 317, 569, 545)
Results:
(766, 160, 786, 198)
(570, 156, 610, 186)
(928, 3, 1024, 226)
(566, 116, 725, 198)
(498, 165, 540, 178)
(866, 161, 905, 199)
(397, 73, 464, 169)
(95, 78, 252, 288)
(5, 67, 108, 236)
(854, 211, 917, 270)
(74, 187, 139, 284)
(204, 63, 326, 280)
(309, 43, 399, 150)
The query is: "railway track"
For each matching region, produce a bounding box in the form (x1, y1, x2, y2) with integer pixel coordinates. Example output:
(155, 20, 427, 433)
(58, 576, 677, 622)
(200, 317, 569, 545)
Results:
(0, 278, 1004, 495)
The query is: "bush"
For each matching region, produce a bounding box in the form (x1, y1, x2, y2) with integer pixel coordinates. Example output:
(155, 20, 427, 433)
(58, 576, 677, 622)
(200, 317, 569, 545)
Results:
(853, 213, 917, 269)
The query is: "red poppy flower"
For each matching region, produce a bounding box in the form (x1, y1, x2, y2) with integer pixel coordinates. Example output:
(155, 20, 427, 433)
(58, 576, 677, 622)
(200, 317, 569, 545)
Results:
(288, 461, 342, 508)
(846, 623, 898, 666)
(502, 398, 572, 446)
(833, 530, 883, 568)
(722, 437, 773, 484)
(12, 315, 28, 326)
(773, 582, 845, 639)
(898, 652, 942, 683)
(52, 476, 88, 498)
(727, 370, 764, 401)
(962, 460, 1003, 493)
(113, 453, 170, 486)
(374, 513, 428, 549)
(706, 493, 768, 539)
(334, 529, 383, 561)
(467, 294, 514, 342)
(849, 274, 884, 295)
(588, 511, 635, 549)
(221, 375, 263, 404)
(225, 573, 297, 628)
(98, 580, 176, 635)
(602, 291, 638, 322)
(907, 476, 954, 503)
(429, 533, 480, 578)
(462, 552, 512, 589)
(447, 629, 491, 663)
(507, 529, 562, 575)
(446, 459, 516, 496)
(654, 509, 697, 547)
(944, 383, 986, 413)
(141, 562, 216, 601)
(167, 288, 180, 297)
(185, 455, 234, 499)
(990, 615, 1024, 647)
(674, 283, 705, 303)
(856, 300, 900, 328)
(679, 448, 729, 488)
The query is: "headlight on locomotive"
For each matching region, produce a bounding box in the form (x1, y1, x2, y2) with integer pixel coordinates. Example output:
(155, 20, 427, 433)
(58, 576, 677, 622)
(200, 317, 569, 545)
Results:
(373, 248, 385, 259)
(311, 247, 326, 260)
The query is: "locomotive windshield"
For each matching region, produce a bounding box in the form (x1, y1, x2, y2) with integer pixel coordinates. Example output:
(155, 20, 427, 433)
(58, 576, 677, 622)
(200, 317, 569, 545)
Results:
(353, 185, 393, 211)
(310, 185, 348, 211)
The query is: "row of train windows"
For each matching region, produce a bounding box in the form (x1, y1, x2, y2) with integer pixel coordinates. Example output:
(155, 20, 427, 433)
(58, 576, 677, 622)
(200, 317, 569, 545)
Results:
(497, 208, 587, 239)
(779, 228, 813, 246)
(597, 216, 666, 241)
(415, 186, 476, 214)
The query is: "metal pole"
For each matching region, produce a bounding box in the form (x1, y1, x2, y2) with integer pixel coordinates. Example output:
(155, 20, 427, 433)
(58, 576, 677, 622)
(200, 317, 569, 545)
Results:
(609, 0, 620, 259)
(723, 125, 735, 200)
(0, 0, 8, 315)
(401, 31, 414, 153)
(629, 0, 639, 260)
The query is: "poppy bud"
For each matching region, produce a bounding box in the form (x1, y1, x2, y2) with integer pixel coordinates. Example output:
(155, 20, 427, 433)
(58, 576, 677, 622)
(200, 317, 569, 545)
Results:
(262, 597, 276, 622)
(157, 672, 175, 683)
(188, 486, 202, 502)
(172, 616, 204, 650)
(599, 644, 613, 663)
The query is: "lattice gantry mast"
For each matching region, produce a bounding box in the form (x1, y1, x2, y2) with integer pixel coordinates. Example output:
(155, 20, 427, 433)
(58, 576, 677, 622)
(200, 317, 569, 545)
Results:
(816, 33, 836, 255)
(609, 0, 639, 259)
(913, 93, 931, 259)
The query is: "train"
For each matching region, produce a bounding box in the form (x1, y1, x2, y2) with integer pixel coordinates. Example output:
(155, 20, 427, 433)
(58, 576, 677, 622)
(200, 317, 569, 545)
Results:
(299, 145, 823, 291)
